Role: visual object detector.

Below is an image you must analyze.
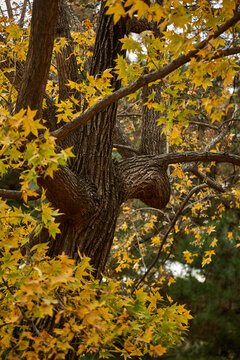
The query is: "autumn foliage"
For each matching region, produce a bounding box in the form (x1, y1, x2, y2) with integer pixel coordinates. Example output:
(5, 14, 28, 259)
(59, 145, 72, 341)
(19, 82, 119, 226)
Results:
(0, 0, 240, 359)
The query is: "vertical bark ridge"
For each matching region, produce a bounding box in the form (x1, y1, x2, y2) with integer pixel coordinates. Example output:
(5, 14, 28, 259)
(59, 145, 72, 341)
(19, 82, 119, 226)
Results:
(46, 2, 125, 277)
(71, 2, 126, 193)
(55, 0, 81, 104)
(140, 83, 165, 155)
(15, 0, 58, 116)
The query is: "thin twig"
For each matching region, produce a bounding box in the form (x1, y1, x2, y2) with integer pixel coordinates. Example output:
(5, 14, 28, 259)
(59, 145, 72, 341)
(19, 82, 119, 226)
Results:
(117, 113, 142, 117)
(190, 167, 225, 193)
(132, 184, 206, 293)
(113, 143, 140, 155)
(1, 276, 47, 342)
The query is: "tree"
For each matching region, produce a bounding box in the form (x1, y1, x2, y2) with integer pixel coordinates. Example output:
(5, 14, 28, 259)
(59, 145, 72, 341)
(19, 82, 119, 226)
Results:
(1, 0, 240, 358)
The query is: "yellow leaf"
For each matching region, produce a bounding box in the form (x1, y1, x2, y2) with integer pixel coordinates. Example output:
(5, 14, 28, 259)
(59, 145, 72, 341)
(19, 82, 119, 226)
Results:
(168, 277, 176, 286)
(150, 344, 167, 356)
(106, 1, 125, 23)
(210, 238, 218, 247)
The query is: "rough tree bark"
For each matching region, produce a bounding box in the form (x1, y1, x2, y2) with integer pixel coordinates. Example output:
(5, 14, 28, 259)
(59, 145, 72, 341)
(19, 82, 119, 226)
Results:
(13, 0, 240, 279)
(14, 0, 171, 282)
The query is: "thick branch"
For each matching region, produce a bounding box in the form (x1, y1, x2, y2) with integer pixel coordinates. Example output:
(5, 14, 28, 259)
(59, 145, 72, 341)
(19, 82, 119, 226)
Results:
(117, 159, 171, 209)
(117, 151, 240, 207)
(51, 10, 240, 142)
(160, 151, 240, 167)
(38, 167, 100, 217)
(119, 151, 240, 171)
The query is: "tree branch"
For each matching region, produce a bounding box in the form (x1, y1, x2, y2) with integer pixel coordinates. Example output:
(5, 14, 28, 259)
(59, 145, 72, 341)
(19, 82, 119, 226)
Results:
(51, 10, 240, 142)
(0, 188, 40, 201)
(113, 143, 140, 155)
(117, 158, 171, 209)
(38, 166, 100, 218)
(190, 167, 225, 193)
(210, 46, 240, 60)
(19, 0, 28, 28)
(119, 151, 240, 171)
(161, 151, 240, 167)
(133, 184, 206, 292)
(5, 0, 13, 18)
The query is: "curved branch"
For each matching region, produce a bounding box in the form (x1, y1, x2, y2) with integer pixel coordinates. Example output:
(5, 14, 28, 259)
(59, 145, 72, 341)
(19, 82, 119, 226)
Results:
(51, 10, 240, 142)
(117, 158, 171, 209)
(117, 151, 240, 208)
(38, 166, 100, 218)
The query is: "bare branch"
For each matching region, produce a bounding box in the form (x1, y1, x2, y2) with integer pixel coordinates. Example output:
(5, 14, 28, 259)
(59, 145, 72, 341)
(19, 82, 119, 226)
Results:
(117, 113, 142, 117)
(0, 188, 40, 201)
(5, 0, 13, 19)
(51, 10, 240, 142)
(19, 0, 28, 28)
(186, 120, 219, 130)
(211, 46, 240, 60)
(190, 167, 225, 193)
(180, 125, 232, 174)
(113, 143, 140, 155)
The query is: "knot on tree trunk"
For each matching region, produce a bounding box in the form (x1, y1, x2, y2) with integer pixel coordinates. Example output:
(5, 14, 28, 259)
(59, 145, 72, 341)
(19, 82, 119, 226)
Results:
(117, 159, 171, 209)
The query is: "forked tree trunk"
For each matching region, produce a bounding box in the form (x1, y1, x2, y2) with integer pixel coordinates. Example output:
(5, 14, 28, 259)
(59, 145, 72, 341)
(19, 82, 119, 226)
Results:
(16, 0, 171, 278)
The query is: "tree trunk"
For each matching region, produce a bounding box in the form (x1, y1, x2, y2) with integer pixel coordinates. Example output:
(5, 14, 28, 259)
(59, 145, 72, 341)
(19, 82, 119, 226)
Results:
(38, 3, 128, 278)
(15, 0, 171, 279)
